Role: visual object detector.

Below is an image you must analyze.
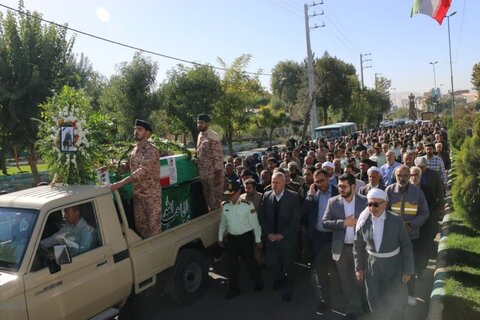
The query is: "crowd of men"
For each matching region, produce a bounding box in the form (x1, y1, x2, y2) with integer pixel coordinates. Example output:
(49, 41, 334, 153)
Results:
(218, 120, 448, 320)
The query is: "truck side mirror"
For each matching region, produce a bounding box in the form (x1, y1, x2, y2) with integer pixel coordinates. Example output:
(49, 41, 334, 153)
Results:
(54, 244, 72, 265)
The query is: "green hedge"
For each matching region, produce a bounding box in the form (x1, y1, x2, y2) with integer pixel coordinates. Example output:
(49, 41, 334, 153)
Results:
(452, 114, 480, 230)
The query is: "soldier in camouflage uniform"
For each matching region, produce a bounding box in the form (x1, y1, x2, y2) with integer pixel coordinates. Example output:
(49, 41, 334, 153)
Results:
(108, 119, 162, 238)
(196, 114, 224, 211)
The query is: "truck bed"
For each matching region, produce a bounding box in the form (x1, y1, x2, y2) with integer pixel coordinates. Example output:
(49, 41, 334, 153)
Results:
(126, 208, 221, 293)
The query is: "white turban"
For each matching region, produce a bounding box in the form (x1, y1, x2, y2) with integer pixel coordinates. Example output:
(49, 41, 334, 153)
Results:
(367, 166, 381, 175)
(357, 189, 388, 232)
(321, 161, 335, 170)
(366, 188, 387, 200)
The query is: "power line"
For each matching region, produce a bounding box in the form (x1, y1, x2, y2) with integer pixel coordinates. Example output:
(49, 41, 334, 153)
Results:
(325, 9, 365, 53)
(321, 16, 357, 56)
(268, 0, 303, 18)
(323, 15, 362, 55)
(277, 0, 301, 11)
(0, 2, 272, 76)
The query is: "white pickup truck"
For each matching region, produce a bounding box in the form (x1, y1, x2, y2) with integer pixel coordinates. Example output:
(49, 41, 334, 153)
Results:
(0, 185, 221, 320)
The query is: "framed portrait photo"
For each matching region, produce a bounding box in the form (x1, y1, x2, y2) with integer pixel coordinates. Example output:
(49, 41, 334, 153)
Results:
(60, 124, 77, 153)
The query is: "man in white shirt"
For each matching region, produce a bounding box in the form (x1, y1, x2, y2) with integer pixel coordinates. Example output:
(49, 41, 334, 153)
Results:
(322, 174, 368, 319)
(354, 189, 414, 320)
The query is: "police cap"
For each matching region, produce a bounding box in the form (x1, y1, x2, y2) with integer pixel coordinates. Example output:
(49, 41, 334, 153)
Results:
(224, 180, 241, 195)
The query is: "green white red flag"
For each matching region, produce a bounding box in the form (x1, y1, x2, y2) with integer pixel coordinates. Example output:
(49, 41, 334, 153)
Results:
(411, 0, 452, 25)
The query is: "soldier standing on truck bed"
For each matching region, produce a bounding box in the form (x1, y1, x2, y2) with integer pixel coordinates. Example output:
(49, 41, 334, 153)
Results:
(108, 119, 162, 238)
(196, 114, 224, 211)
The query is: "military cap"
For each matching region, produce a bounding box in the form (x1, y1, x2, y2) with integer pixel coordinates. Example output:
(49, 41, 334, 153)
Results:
(197, 114, 211, 122)
(224, 180, 241, 195)
(135, 119, 153, 132)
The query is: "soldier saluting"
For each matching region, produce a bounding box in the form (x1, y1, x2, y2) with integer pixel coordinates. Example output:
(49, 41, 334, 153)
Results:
(196, 114, 224, 211)
(108, 119, 162, 238)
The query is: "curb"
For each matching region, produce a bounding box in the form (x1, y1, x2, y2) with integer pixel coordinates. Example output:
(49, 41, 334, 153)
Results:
(426, 212, 451, 320)
(427, 154, 456, 320)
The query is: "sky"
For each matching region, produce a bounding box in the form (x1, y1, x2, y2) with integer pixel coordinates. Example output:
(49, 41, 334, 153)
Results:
(0, 0, 479, 104)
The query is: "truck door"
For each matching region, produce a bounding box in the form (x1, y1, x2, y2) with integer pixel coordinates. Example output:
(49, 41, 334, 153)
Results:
(23, 201, 119, 320)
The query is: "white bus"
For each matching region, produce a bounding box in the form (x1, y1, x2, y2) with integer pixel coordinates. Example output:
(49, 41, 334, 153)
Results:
(313, 122, 358, 140)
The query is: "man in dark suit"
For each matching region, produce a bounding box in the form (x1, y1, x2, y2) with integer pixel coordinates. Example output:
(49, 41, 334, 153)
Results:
(323, 173, 368, 320)
(259, 172, 301, 302)
(302, 169, 339, 312)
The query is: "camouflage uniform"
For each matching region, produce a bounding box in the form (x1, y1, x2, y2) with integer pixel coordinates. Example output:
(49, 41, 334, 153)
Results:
(129, 140, 161, 238)
(197, 129, 224, 211)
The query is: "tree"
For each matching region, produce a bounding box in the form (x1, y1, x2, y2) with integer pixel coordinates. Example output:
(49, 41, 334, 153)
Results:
(363, 88, 391, 125)
(374, 76, 391, 94)
(65, 53, 106, 111)
(452, 113, 480, 229)
(256, 97, 288, 148)
(472, 62, 480, 99)
(0, 4, 74, 184)
(213, 54, 265, 154)
(314, 52, 357, 125)
(159, 64, 222, 143)
(99, 52, 158, 140)
(271, 60, 305, 105)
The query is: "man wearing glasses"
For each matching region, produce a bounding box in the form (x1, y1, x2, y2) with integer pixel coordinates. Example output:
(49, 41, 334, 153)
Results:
(354, 188, 414, 320)
(302, 169, 339, 313)
(322, 173, 368, 320)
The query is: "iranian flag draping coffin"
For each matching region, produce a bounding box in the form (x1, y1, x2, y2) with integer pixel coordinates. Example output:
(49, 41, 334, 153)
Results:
(110, 154, 207, 231)
(160, 154, 199, 186)
(160, 154, 200, 230)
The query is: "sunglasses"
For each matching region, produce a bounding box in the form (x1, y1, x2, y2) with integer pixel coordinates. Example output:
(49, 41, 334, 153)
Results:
(367, 201, 384, 208)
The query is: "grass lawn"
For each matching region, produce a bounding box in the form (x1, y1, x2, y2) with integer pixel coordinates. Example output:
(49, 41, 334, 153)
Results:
(443, 212, 480, 320)
(0, 163, 49, 176)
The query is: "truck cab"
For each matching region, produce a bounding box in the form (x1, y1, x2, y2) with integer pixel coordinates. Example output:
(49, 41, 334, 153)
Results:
(0, 185, 220, 320)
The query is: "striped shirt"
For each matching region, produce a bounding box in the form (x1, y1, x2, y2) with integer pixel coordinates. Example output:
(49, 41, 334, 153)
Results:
(423, 155, 447, 186)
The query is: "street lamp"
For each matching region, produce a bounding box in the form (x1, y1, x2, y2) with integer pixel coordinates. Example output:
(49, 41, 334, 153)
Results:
(429, 61, 438, 90)
(446, 11, 456, 117)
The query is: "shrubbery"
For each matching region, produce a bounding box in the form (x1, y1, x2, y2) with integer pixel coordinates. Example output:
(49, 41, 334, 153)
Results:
(452, 113, 480, 229)
(447, 108, 477, 151)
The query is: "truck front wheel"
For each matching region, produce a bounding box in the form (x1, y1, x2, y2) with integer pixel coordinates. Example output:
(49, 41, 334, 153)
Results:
(167, 248, 209, 305)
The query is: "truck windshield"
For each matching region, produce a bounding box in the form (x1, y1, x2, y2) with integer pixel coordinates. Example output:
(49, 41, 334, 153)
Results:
(0, 208, 38, 271)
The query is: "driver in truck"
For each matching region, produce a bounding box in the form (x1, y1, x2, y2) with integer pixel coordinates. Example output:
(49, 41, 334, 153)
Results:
(40, 205, 94, 257)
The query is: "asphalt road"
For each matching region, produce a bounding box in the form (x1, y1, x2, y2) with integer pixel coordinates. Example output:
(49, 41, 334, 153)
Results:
(119, 253, 435, 320)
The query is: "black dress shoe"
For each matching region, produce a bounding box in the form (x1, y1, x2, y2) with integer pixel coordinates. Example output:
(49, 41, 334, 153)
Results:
(282, 292, 292, 302)
(317, 300, 328, 312)
(224, 290, 240, 300)
(345, 313, 357, 320)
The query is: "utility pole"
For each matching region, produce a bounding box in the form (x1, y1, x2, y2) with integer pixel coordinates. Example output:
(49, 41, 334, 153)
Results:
(446, 11, 457, 117)
(360, 53, 372, 90)
(374, 72, 382, 90)
(304, 1, 324, 138)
